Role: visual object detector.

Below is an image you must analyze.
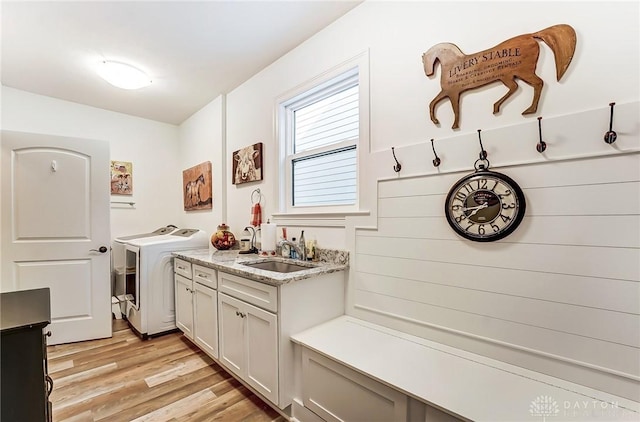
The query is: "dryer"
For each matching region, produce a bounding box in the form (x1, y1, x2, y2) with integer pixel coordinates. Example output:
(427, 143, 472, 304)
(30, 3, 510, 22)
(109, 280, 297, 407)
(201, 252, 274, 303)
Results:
(124, 228, 208, 338)
(112, 225, 178, 314)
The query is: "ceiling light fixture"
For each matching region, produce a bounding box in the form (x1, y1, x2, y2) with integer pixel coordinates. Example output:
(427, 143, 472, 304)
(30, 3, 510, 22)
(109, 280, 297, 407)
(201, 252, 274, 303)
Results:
(97, 60, 152, 90)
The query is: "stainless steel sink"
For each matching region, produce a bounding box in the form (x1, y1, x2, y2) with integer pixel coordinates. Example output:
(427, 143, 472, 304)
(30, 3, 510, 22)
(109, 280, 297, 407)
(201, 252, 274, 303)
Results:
(240, 260, 311, 273)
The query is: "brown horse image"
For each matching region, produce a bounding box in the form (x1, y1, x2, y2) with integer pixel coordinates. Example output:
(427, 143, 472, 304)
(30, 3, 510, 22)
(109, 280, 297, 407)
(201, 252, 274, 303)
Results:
(422, 24, 576, 129)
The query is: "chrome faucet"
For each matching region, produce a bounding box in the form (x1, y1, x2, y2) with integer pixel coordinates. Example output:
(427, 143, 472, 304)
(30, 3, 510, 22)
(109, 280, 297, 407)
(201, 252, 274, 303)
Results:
(244, 226, 259, 254)
(277, 239, 304, 260)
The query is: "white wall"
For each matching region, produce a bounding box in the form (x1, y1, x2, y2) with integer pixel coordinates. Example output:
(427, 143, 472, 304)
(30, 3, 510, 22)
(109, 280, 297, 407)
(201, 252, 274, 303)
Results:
(177, 94, 226, 242)
(225, 1, 639, 246)
(1, 86, 182, 239)
(223, 0, 639, 400)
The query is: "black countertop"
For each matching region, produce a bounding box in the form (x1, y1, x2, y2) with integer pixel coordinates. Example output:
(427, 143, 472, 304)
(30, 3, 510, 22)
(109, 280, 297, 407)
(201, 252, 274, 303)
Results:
(0, 288, 51, 333)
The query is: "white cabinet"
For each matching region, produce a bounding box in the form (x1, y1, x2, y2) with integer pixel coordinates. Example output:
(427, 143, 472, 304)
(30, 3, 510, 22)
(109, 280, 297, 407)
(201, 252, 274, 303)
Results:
(175, 273, 194, 338)
(218, 271, 279, 404)
(194, 281, 219, 359)
(216, 269, 345, 410)
(301, 348, 408, 422)
(173, 259, 218, 359)
(173, 258, 345, 412)
(218, 292, 279, 403)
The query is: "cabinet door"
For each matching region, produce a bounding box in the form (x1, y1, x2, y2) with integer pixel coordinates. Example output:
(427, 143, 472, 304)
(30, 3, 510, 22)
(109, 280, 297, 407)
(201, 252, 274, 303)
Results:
(174, 274, 193, 339)
(302, 348, 408, 422)
(245, 301, 279, 404)
(218, 293, 245, 377)
(194, 282, 218, 359)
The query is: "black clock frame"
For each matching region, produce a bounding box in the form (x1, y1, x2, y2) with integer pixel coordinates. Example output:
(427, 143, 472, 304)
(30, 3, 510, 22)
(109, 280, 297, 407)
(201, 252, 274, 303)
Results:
(444, 167, 526, 242)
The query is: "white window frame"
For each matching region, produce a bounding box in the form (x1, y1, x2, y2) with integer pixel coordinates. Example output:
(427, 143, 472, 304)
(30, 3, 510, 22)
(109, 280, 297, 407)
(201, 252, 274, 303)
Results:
(274, 52, 370, 222)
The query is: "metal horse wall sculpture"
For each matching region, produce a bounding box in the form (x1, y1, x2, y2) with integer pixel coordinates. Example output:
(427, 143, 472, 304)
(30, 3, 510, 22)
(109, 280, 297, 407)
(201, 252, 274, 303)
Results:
(422, 24, 576, 129)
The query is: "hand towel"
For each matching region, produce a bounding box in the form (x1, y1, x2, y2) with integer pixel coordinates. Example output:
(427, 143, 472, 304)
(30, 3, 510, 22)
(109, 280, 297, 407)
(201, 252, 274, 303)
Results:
(251, 202, 262, 227)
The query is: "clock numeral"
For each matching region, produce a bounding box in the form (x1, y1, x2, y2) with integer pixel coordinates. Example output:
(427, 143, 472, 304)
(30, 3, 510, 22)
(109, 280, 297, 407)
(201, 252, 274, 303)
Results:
(498, 189, 512, 199)
(502, 203, 516, 209)
(465, 222, 474, 232)
(454, 191, 467, 202)
(478, 225, 486, 235)
(476, 178, 488, 190)
(499, 214, 511, 223)
(462, 183, 474, 194)
(490, 180, 499, 191)
(455, 214, 467, 223)
(451, 204, 462, 211)
(491, 223, 500, 232)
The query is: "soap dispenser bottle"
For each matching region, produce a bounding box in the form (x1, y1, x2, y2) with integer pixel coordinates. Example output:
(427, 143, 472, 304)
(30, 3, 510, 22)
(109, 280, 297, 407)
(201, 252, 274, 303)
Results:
(290, 237, 298, 259)
(299, 230, 306, 261)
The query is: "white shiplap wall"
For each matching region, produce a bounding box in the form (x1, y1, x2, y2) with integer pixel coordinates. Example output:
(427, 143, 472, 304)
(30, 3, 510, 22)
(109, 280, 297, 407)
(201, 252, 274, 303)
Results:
(348, 107, 640, 400)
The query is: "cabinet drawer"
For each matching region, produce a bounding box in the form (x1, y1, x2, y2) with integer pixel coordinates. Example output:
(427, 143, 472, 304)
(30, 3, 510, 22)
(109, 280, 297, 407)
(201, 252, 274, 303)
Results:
(193, 264, 217, 289)
(219, 272, 278, 312)
(174, 258, 192, 278)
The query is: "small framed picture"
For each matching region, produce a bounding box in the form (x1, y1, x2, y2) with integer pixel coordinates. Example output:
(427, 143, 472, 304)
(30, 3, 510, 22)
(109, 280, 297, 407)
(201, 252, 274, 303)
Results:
(232, 142, 263, 185)
(110, 161, 133, 195)
(183, 161, 212, 211)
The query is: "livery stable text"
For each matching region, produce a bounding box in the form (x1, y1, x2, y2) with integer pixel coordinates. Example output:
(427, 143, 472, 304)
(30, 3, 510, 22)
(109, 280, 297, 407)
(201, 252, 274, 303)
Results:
(449, 47, 522, 78)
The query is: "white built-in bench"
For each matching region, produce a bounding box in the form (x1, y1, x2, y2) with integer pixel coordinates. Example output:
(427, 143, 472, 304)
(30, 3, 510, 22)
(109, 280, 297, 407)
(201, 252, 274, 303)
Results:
(291, 316, 639, 422)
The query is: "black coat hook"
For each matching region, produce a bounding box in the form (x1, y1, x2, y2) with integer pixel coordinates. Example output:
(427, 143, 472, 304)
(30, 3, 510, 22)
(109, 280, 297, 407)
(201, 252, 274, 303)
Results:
(392, 147, 402, 172)
(477, 129, 487, 160)
(430, 139, 441, 167)
(604, 102, 617, 144)
(536, 117, 547, 153)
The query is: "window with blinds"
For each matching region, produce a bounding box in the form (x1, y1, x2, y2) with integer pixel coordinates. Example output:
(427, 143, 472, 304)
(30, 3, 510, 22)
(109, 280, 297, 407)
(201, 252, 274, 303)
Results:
(282, 68, 359, 208)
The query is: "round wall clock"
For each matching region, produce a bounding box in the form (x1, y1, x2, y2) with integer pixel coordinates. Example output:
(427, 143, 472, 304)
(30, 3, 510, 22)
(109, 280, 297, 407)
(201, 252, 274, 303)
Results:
(445, 163, 526, 242)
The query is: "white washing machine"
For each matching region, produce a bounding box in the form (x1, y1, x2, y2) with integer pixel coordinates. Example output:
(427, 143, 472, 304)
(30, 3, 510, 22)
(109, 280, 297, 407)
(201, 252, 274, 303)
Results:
(124, 228, 208, 338)
(112, 225, 179, 314)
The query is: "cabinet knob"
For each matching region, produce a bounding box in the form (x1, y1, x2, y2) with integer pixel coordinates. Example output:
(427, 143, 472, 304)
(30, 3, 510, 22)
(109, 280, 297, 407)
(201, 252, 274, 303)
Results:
(46, 331, 52, 337)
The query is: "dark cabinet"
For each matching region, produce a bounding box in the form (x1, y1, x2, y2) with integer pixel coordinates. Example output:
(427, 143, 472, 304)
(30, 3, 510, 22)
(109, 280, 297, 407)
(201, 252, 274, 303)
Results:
(1, 288, 52, 422)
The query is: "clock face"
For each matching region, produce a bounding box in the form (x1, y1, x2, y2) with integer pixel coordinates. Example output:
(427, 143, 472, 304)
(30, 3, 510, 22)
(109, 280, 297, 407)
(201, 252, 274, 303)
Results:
(445, 170, 526, 242)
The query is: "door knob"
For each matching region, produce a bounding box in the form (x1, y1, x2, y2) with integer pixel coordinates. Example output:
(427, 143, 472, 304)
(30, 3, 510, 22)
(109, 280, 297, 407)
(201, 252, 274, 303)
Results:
(90, 246, 109, 253)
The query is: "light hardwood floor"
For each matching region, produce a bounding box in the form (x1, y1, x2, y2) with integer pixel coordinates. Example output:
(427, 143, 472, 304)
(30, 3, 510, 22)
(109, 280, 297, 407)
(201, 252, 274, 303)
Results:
(47, 319, 287, 422)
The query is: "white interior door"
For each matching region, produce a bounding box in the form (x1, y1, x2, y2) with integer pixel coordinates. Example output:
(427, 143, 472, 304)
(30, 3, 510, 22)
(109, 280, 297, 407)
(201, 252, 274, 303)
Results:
(1, 130, 111, 345)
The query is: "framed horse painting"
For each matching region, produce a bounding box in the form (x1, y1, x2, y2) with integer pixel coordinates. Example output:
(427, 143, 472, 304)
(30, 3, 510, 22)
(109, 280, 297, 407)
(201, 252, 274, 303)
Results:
(182, 161, 212, 211)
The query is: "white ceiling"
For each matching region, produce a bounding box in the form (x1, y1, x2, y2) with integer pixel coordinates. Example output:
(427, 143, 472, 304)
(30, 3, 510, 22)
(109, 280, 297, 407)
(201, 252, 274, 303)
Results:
(1, 1, 361, 125)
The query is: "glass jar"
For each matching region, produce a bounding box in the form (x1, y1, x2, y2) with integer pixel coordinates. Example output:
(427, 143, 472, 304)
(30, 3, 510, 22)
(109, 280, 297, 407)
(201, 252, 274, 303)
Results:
(211, 223, 236, 250)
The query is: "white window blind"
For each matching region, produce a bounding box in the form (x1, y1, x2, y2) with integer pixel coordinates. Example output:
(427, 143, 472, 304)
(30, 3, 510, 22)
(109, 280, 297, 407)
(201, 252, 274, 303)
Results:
(286, 73, 359, 208)
(294, 85, 359, 153)
(293, 146, 357, 206)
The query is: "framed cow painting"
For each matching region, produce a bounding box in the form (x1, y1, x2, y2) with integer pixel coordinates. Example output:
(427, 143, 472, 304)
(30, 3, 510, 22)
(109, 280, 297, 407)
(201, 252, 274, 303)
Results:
(232, 142, 263, 185)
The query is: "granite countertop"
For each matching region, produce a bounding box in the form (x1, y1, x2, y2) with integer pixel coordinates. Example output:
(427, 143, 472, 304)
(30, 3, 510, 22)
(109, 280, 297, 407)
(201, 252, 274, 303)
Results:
(172, 249, 348, 286)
